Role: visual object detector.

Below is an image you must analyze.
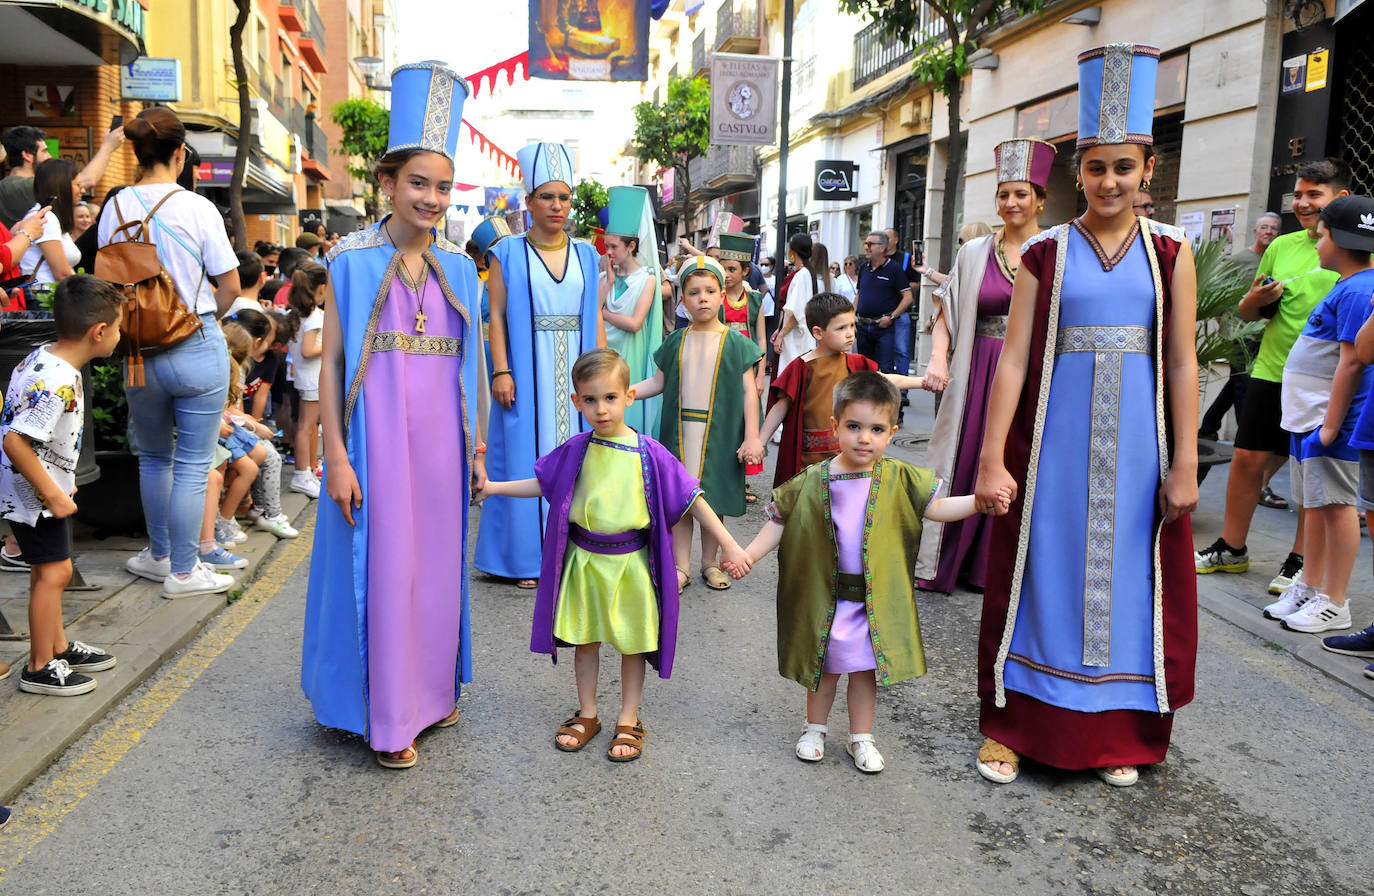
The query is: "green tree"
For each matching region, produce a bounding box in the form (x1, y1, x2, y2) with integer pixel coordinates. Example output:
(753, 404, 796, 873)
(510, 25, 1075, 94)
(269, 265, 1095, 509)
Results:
(331, 97, 391, 220)
(631, 76, 710, 233)
(227, 0, 253, 249)
(839, 0, 1044, 270)
(571, 177, 609, 239)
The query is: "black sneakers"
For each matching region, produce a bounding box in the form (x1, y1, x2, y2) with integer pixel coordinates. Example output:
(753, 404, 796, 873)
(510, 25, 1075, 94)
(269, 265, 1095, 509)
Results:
(19, 659, 96, 696)
(55, 640, 117, 673)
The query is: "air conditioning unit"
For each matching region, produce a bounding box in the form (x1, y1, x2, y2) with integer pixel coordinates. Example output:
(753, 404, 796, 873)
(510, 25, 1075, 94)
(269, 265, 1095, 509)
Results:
(899, 97, 932, 130)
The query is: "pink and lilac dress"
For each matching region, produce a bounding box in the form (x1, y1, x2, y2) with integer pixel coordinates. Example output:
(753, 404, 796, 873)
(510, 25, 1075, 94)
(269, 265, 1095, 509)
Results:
(919, 246, 1012, 592)
(302, 225, 481, 756)
(824, 472, 878, 674)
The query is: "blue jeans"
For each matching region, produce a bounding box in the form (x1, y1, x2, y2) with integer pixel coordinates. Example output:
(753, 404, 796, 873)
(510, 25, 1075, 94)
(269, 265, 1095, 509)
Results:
(126, 317, 229, 574)
(856, 319, 896, 374)
(893, 312, 911, 376)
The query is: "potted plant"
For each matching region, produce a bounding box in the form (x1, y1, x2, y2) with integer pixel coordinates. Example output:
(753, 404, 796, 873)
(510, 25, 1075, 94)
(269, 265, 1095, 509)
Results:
(73, 356, 145, 536)
(1192, 237, 1265, 479)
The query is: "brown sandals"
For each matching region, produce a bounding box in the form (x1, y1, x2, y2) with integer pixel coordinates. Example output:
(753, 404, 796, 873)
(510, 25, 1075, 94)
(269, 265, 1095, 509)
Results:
(976, 737, 1019, 784)
(375, 741, 418, 770)
(607, 720, 647, 762)
(555, 713, 602, 752)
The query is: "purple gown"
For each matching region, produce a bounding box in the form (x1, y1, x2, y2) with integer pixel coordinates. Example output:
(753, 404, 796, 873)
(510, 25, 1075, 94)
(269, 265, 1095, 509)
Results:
(363, 271, 467, 751)
(921, 252, 1012, 593)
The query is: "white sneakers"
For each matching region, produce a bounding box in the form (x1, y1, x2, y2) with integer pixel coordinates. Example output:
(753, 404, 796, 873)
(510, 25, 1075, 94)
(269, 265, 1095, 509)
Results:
(126, 548, 172, 582)
(290, 471, 320, 499)
(255, 511, 299, 538)
(1281, 593, 1352, 634)
(162, 562, 235, 599)
(1263, 579, 1312, 620)
(214, 516, 248, 545)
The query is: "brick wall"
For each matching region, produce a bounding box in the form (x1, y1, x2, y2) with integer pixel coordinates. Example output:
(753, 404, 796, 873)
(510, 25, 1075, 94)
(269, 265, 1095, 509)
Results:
(0, 65, 144, 205)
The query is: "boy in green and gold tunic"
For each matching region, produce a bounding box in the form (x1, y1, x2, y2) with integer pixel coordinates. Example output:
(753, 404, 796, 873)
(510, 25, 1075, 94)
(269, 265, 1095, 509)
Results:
(633, 255, 764, 591)
(728, 372, 1005, 773)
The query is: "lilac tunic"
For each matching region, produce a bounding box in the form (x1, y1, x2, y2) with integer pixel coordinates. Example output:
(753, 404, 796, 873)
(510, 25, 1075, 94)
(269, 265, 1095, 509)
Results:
(823, 473, 878, 674)
(363, 269, 467, 751)
(920, 252, 1012, 592)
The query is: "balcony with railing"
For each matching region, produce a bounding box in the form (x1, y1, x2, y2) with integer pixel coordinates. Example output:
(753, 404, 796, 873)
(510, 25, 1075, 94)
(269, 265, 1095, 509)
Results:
(852, 21, 913, 90)
(302, 117, 330, 181)
(715, 0, 761, 54)
(283, 1, 328, 73)
(687, 143, 756, 198)
(692, 31, 708, 78)
(851, 7, 944, 92)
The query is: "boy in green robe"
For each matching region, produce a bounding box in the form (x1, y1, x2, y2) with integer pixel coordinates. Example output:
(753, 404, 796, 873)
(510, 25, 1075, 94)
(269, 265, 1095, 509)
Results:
(726, 372, 1008, 773)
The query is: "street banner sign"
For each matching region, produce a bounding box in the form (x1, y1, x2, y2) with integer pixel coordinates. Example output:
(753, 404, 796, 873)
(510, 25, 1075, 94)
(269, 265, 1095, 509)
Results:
(814, 160, 859, 201)
(120, 58, 182, 102)
(710, 53, 779, 147)
(529, 0, 650, 81)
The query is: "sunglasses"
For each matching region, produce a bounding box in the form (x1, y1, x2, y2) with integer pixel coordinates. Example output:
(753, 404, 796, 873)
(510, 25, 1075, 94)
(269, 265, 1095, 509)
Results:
(1134, 202, 1156, 211)
(535, 191, 572, 203)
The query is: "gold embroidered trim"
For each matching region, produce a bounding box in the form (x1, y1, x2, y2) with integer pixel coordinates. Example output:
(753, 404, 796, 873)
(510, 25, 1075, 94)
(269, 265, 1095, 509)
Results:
(1142, 227, 1171, 713)
(370, 331, 463, 355)
(1055, 325, 1150, 354)
(1007, 653, 1155, 685)
(343, 252, 402, 433)
(1073, 218, 1140, 272)
(1082, 347, 1122, 666)
(534, 314, 583, 331)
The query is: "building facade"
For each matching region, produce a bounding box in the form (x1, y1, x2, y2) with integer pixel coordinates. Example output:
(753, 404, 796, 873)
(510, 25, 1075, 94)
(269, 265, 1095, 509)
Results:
(0, 0, 148, 205)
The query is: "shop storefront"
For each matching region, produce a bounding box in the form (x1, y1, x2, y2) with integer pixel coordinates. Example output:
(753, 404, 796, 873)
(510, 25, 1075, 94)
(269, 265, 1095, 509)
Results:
(0, 0, 148, 200)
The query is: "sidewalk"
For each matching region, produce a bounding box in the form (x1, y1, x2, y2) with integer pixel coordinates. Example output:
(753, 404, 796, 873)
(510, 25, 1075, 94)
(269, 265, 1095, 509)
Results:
(0, 489, 315, 804)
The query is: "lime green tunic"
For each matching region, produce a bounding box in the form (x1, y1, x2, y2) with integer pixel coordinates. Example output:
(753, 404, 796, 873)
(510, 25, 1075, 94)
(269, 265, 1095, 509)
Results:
(553, 433, 659, 654)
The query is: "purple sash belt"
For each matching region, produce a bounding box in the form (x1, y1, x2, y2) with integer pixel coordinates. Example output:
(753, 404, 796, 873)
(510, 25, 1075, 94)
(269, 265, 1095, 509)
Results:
(569, 523, 649, 555)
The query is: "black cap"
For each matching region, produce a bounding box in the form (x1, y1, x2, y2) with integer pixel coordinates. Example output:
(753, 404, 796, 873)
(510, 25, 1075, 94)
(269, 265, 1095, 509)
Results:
(1318, 195, 1374, 253)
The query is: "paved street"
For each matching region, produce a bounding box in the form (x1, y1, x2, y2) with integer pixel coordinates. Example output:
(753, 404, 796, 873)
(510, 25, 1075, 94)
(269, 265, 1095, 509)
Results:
(1, 400, 1371, 894)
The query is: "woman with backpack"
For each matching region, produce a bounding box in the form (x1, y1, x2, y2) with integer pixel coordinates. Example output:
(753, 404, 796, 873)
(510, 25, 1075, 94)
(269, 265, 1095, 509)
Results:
(96, 107, 243, 599)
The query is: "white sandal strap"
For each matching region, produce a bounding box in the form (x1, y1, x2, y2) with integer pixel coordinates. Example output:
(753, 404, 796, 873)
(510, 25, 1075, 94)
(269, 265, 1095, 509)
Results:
(804, 723, 828, 735)
(849, 732, 874, 744)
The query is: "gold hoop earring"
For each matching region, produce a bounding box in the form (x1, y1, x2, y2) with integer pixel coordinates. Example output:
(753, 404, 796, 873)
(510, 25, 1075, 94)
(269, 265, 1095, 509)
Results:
(1075, 181, 1083, 192)
(1141, 179, 1151, 191)
(1036, 204, 1045, 214)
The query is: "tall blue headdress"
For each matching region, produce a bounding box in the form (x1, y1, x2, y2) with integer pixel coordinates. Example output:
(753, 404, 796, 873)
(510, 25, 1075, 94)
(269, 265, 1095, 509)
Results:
(517, 142, 576, 192)
(386, 61, 469, 160)
(1076, 43, 1159, 148)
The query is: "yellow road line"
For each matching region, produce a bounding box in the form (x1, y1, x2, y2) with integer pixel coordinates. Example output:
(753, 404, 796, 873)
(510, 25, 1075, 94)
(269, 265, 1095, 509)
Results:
(0, 520, 315, 880)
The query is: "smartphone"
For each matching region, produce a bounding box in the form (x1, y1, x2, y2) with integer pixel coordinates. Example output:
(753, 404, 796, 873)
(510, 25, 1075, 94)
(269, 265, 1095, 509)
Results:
(911, 239, 924, 268)
(1261, 275, 1276, 286)
(45, 194, 57, 209)
(111, 114, 123, 131)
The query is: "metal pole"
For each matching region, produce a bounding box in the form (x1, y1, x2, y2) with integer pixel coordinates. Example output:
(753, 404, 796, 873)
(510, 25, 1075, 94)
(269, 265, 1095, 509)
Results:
(773, 0, 794, 301)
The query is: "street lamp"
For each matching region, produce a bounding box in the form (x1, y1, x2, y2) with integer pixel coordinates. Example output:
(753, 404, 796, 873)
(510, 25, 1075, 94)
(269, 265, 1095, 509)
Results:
(354, 55, 391, 91)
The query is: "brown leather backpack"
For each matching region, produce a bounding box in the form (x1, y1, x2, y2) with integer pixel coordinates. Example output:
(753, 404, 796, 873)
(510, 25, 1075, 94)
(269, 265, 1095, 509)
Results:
(94, 188, 204, 386)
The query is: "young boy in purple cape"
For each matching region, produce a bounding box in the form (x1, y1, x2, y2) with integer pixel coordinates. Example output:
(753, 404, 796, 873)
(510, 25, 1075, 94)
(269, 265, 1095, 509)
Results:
(480, 348, 752, 762)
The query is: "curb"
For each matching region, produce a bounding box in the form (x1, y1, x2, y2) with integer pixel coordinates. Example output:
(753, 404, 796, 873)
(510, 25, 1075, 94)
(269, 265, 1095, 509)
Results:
(0, 494, 316, 804)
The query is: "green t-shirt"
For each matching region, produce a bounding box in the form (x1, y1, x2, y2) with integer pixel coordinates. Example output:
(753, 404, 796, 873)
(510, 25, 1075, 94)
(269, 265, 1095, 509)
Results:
(1251, 230, 1339, 383)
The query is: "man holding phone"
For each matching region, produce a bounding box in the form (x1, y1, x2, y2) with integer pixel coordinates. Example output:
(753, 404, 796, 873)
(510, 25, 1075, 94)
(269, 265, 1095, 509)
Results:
(884, 228, 922, 405)
(0, 124, 125, 229)
(1196, 159, 1350, 594)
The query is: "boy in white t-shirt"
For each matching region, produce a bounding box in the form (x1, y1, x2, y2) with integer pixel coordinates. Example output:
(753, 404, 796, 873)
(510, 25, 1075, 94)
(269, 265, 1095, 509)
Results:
(223, 249, 269, 317)
(0, 275, 121, 695)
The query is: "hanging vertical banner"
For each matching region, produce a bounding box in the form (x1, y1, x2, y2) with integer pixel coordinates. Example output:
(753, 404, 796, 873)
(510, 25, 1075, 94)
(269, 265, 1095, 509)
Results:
(710, 53, 779, 147)
(529, 0, 650, 81)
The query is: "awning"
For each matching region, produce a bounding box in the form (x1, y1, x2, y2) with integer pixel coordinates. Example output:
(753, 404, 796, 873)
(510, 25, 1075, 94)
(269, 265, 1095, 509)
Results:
(187, 132, 298, 216)
(0, 0, 145, 66)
